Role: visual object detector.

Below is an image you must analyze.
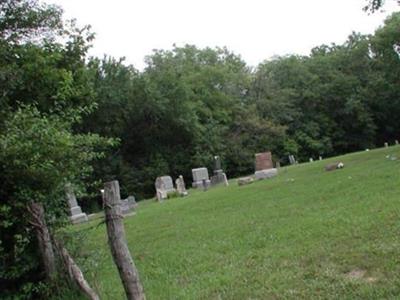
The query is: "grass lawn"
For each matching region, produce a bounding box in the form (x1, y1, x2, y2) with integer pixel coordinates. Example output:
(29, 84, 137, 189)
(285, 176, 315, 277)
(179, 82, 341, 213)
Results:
(69, 146, 400, 299)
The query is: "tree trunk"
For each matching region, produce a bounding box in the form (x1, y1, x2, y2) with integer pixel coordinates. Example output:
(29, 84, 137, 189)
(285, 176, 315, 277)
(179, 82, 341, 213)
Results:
(27, 202, 56, 280)
(54, 239, 100, 300)
(103, 180, 145, 300)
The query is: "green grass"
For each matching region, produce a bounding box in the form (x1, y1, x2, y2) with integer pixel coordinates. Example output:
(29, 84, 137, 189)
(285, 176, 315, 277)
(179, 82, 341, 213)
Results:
(70, 146, 400, 299)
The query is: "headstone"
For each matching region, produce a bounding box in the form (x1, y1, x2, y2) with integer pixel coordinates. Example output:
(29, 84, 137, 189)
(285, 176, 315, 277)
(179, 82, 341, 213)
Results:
(319, 156, 323, 161)
(275, 161, 281, 168)
(288, 155, 296, 165)
(325, 162, 344, 171)
(238, 176, 254, 186)
(192, 167, 211, 188)
(254, 168, 278, 180)
(155, 175, 176, 201)
(255, 152, 273, 171)
(175, 175, 188, 196)
(120, 196, 137, 215)
(65, 184, 88, 224)
(395, 140, 399, 145)
(384, 142, 389, 148)
(210, 156, 229, 187)
(309, 158, 314, 162)
(254, 151, 278, 180)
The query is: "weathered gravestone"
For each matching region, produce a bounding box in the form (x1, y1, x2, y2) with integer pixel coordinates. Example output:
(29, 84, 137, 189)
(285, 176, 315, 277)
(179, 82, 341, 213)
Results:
(237, 176, 254, 186)
(255, 168, 278, 180)
(192, 167, 211, 188)
(288, 154, 296, 165)
(254, 151, 278, 180)
(395, 140, 399, 145)
(120, 196, 137, 215)
(384, 142, 389, 148)
(175, 175, 188, 196)
(210, 156, 229, 187)
(325, 162, 344, 171)
(155, 176, 176, 201)
(65, 184, 88, 224)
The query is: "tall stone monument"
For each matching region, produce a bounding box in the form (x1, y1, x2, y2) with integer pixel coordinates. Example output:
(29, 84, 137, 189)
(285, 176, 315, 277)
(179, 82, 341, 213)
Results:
(192, 167, 211, 188)
(254, 151, 278, 180)
(210, 156, 229, 187)
(65, 184, 88, 224)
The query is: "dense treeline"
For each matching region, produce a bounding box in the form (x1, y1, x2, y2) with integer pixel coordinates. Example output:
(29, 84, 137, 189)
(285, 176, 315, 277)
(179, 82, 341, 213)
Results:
(0, 0, 399, 297)
(80, 13, 400, 200)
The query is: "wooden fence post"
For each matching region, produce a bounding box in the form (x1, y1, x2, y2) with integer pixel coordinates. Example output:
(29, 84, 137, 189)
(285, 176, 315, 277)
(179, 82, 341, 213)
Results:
(103, 180, 145, 300)
(27, 202, 56, 280)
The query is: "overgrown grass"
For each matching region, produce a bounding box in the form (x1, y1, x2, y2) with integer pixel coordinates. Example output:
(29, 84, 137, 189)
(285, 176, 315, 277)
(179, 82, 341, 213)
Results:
(71, 146, 400, 299)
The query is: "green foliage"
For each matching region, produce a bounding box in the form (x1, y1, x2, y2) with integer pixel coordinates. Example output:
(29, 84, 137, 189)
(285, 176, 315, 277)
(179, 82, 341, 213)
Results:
(0, 0, 113, 297)
(80, 12, 400, 198)
(364, 0, 400, 13)
(0, 105, 115, 297)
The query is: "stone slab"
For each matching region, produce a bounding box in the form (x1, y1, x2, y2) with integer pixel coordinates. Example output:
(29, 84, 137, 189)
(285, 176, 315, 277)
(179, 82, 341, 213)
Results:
(70, 213, 88, 224)
(237, 176, 254, 186)
(254, 168, 278, 180)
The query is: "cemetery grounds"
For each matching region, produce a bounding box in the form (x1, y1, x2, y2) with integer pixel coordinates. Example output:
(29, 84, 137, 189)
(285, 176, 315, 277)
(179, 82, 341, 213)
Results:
(67, 146, 400, 299)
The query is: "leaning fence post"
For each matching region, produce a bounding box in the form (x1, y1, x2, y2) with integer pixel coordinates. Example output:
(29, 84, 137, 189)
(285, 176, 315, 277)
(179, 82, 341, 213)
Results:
(103, 180, 145, 300)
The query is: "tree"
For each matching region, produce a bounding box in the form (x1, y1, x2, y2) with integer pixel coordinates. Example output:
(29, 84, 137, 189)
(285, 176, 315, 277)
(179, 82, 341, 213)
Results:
(0, 1, 113, 298)
(364, 0, 400, 13)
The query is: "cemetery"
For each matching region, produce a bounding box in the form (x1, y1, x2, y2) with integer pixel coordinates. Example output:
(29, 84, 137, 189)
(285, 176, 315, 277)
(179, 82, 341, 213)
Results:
(65, 145, 400, 299)
(2, 0, 400, 299)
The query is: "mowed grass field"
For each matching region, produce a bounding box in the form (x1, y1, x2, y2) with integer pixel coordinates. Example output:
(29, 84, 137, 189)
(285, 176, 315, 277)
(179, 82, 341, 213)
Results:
(71, 146, 400, 299)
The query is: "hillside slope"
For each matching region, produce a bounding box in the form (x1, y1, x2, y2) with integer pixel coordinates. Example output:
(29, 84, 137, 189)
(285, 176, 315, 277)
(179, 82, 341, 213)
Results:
(71, 146, 400, 299)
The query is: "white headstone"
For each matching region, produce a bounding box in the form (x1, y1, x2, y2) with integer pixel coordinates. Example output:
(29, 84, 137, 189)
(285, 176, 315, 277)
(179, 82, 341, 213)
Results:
(192, 167, 211, 188)
(65, 184, 88, 224)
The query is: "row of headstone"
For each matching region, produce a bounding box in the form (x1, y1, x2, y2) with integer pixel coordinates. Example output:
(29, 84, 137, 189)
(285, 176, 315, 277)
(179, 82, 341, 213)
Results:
(385, 141, 399, 147)
(192, 156, 229, 189)
(155, 175, 188, 201)
(67, 184, 138, 225)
